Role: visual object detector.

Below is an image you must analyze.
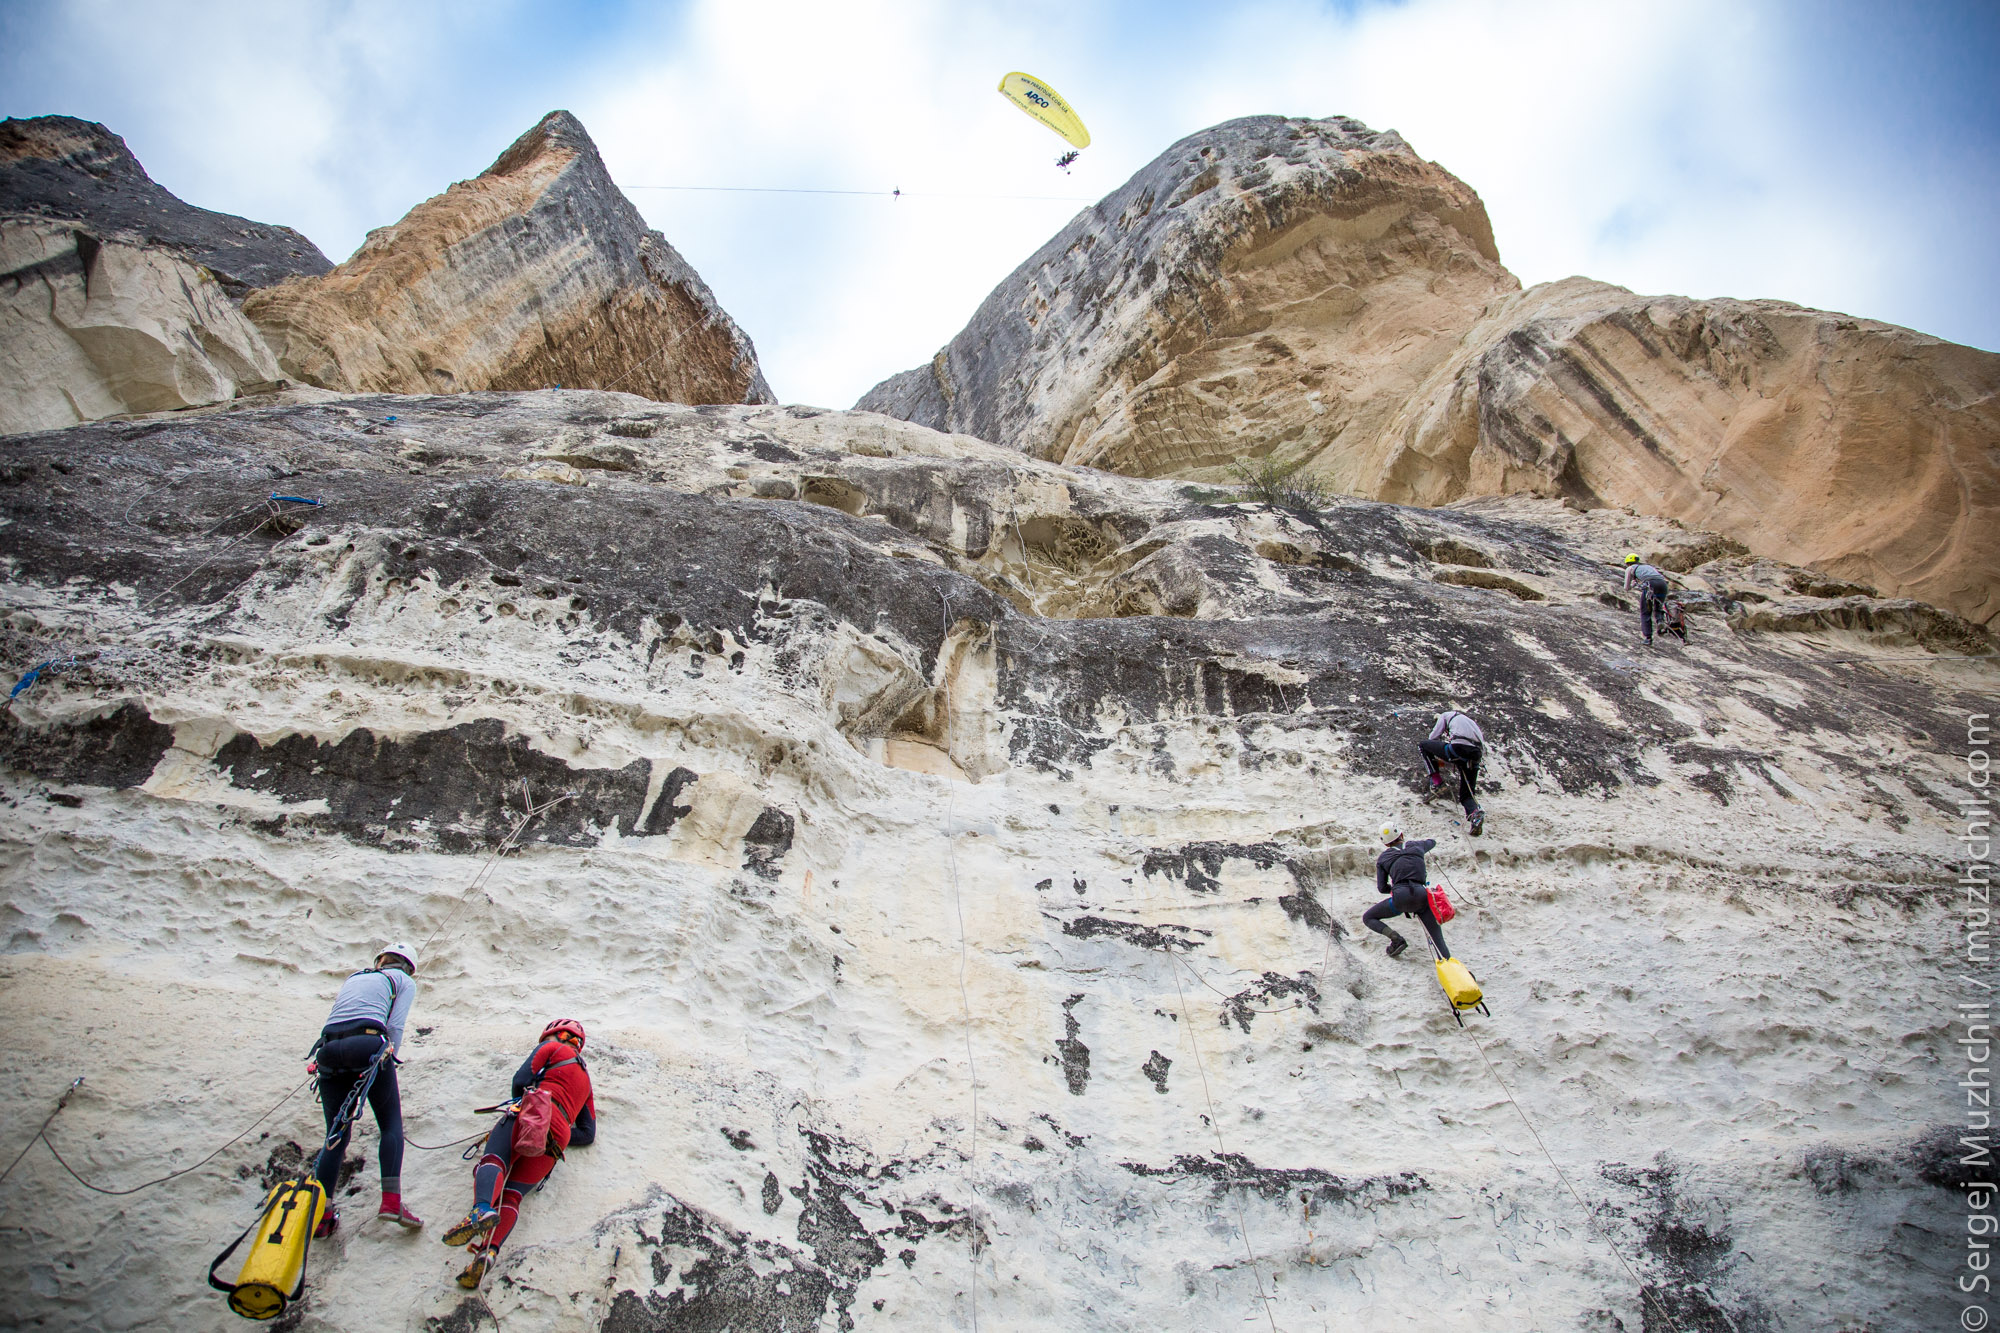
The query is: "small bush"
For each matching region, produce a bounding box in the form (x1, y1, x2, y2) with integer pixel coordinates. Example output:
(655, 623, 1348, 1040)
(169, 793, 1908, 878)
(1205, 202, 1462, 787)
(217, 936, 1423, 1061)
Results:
(1227, 456, 1334, 512)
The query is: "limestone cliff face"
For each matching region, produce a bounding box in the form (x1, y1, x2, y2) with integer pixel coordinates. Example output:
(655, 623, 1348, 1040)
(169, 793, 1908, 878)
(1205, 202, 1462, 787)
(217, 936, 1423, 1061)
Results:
(859, 117, 2000, 628)
(856, 115, 1516, 475)
(0, 116, 323, 434)
(0, 388, 1982, 1331)
(243, 112, 773, 406)
(1374, 278, 2000, 627)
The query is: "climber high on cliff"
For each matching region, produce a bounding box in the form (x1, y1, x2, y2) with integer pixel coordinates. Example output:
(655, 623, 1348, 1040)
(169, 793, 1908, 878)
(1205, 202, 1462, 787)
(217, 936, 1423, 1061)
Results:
(1420, 708, 1485, 836)
(1623, 553, 1673, 646)
(443, 1019, 597, 1289)
(1364, 825, 1450, 959)
(307, 943, 424, 1238)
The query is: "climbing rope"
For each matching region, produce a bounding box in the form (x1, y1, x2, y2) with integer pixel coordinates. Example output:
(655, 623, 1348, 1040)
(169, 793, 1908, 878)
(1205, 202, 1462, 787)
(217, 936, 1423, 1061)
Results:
(416, 780, 576, 956)
(136, 494, 325, 615)
(1459, 1027, 1686, 1333)
(404, 1127, 492, 1153)
(1152, 940, 1281, 1333)
(9, 1075, 311, 1198)
(1168, 949, 1315, 1017)
(943, 786, 981, 1333)
(6, 493, 326, 704)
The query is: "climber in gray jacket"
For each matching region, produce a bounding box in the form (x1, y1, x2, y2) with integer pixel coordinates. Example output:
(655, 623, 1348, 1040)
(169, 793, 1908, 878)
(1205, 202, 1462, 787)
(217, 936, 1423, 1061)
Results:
(1363, 825, 1450, 958)
(1623, 554, 1672, 645)
(1419, 708, 1485, 835)
(308, 943, 423, 1237)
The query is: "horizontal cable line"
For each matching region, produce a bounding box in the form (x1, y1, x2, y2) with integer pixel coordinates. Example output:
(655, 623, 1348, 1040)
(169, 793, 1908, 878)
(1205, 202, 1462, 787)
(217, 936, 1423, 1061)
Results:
(619, 183, 1094, 202)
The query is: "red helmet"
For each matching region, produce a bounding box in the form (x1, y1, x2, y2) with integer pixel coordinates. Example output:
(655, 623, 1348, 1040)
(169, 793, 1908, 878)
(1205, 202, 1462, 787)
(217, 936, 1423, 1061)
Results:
(540, 1019, 586, 1050)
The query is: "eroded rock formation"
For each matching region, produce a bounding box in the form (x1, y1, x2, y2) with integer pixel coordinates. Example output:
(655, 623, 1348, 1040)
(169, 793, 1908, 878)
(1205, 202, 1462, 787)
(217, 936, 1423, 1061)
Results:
(243, 112, 774, 406)
(859, 116, 2000, 627)
(858, 115, 1516, 479)
(1378, 278, 2000, 627)
(0, 388, 1983, 1331)
(0, 116, 325, 433)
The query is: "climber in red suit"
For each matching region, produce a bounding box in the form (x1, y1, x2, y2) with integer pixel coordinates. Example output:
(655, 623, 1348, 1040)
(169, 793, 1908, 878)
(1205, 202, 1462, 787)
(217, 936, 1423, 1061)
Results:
(441, 1019, 596, 1289)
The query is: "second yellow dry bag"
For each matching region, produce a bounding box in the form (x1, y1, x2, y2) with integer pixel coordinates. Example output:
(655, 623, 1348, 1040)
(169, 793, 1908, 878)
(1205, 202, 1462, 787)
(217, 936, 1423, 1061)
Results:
(208, 1175, 327, 1320)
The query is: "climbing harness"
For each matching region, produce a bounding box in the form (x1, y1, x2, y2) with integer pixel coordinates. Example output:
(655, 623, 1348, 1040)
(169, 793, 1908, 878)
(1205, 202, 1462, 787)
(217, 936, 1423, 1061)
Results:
(207, 1047, 384, 1321)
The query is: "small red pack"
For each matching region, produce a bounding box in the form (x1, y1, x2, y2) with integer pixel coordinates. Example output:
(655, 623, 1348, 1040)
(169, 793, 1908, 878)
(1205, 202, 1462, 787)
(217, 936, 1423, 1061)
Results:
(512, 1057, 579, 1158)
(1427, 884, 1456, 924)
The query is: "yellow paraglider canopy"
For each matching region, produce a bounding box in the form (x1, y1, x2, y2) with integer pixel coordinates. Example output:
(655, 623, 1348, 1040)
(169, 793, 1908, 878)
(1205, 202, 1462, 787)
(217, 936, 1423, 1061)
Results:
(997, 72, 1090, 150)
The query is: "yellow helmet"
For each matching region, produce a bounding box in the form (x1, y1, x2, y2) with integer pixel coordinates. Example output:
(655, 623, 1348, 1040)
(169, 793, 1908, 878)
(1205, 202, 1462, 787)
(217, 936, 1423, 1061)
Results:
(1624, 553, 1639, 564)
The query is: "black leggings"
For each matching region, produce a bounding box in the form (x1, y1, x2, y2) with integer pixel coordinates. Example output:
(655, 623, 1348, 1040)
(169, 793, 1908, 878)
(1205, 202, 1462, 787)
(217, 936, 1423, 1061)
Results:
(312, 1031, 404, 1197)
(1638, 578, 1670, 641)
(1363, 892, 1450, 957)
(1419, 738, 1481, 816)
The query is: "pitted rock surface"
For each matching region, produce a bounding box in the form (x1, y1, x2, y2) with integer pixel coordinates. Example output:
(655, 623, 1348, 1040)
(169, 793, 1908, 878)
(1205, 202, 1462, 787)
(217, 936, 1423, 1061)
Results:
(0, 388, 1984, 1331)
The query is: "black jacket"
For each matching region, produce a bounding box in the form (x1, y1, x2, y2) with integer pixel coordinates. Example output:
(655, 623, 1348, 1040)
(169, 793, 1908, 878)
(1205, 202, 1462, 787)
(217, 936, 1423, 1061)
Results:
(511, 1053, 596, 1146)
(1376, 839, 1436, 907)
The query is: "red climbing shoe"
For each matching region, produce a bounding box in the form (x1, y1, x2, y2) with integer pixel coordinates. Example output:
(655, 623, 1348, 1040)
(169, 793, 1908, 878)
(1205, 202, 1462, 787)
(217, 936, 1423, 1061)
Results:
(313, 1208, 340, 1240)
(378, 1195, 424, 1229)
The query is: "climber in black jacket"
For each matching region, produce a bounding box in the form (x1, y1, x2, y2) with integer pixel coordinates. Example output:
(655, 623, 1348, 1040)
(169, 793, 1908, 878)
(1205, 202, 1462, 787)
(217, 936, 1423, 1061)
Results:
(1363, 823, 1450, 958)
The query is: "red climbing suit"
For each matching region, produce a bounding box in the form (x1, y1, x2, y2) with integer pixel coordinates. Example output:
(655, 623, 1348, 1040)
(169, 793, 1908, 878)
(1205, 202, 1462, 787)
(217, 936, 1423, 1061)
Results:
(475, 1040, 596, 1251)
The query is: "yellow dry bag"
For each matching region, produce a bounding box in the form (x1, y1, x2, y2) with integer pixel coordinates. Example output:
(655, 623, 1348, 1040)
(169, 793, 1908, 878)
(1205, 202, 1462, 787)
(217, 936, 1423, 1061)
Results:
(1435, 957, 1489, 1026)
(208, 1176, 327, 1320)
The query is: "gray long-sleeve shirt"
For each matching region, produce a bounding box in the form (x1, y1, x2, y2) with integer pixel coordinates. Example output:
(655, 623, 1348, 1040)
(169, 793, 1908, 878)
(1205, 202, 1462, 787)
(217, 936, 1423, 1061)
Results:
(323, 968, 417, 1051)
(1428, 711, 1484, 746)
(1623, 563, 1666, 590)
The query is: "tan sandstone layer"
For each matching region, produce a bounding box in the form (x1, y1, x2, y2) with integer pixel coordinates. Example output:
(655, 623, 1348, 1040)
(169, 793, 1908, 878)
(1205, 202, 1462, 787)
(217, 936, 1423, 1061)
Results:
(858, 116, 2000, 628)
(0, 116, 326, 434)
(243, 112, 773, 407)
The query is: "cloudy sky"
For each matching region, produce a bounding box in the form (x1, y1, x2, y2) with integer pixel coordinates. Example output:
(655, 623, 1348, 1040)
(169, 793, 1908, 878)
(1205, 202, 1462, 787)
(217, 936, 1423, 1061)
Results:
(6, 0, 1994, 407)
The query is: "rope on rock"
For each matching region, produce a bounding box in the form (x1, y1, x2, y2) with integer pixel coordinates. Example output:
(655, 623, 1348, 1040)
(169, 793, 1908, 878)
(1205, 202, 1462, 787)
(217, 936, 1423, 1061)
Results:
(943, 785, 982, 1333)
(1459, 1027, 1686, 1333)
(1169, 949, 1316, 1017)
(1152, 940, 1282, 1333)
(8, 1075, 311, 1198)
(417, 779, 576, 956)
(404, 1128, 492, 1153)
(6, 492, 327, 704)
(136, 493, 325, 615)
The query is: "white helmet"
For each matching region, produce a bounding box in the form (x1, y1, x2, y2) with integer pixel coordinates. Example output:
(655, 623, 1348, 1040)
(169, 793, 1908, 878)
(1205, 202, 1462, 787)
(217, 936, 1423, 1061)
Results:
(377, 941, 419, 974)
(1379, 822, 1401, 844)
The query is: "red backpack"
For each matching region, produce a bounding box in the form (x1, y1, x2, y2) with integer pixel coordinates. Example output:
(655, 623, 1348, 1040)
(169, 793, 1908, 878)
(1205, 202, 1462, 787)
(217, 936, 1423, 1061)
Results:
(513, 1057, 579, 1158)
(1426, 884, 1456, 924)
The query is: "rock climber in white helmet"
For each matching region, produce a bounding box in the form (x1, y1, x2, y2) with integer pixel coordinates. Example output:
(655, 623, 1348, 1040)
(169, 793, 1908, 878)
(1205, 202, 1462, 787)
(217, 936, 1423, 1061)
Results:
(306, 942, 425, 1238)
